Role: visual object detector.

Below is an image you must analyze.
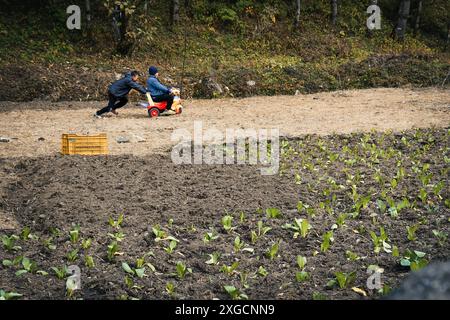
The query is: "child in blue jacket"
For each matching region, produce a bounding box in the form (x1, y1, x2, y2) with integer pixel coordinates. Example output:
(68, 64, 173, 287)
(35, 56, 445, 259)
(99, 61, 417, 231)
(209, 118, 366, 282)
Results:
(147, 66, 176, 111)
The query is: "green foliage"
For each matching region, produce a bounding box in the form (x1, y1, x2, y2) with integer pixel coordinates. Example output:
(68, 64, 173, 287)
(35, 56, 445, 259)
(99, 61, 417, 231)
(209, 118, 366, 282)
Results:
(2, 234, 21, 252)
(266, 240, 280, 260)
(266, 208, 282, 219)
(432, 230, 448, 247)
(369, 227, 391, 254)
(283, 218, 311, 239)
(400, 250, 428, 271)
(406, 224, 420, 241)
(333, 271, 357, 289)
(205, 252, 221, 265)
(0, 290, 22, 300)
(320, 231, 334, 252)
(69, 226, 80, 244)
(51, 266, 68, 280)
(221, 262, 239, 276)
(107, 241, 119, 261)
(203, 229, 220, 243)
(109, 214, 124, 229)
(175, 261, 192, 280)
(224, 285, 248, 300)
(222, 214, 234, 233)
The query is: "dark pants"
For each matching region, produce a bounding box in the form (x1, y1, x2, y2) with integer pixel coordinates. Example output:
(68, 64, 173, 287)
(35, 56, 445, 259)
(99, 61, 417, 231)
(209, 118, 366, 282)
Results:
(152, 94, 174, 110)
(96, 92, 128, 115)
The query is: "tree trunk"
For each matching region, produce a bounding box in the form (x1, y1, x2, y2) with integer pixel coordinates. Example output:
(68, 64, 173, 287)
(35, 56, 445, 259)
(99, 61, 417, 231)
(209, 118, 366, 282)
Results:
(144, 0, 149, 15)
(394, 0, 411, 41)
(413, 0, 423, 36)
(295, 0, 301, 28)
(114, 5, 132, 56)
(330, 0, 338, 26)
(172, 0, 180, 25)
(85, 0, 92, 39)
(447, 20, 450, 51)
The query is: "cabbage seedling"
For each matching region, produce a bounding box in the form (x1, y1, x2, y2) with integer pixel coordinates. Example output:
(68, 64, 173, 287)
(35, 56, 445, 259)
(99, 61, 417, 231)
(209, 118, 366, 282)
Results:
(400, 250, 428, 271)
(432, 230, 448, 247)
(152, 225, 179, 243)
(81, 238, 92, 250)
(224, 286, 248, 300)
(234, 236, 254, 254)
(203, 229, 219, 243)
(85, 255, 95, 268)
(221, 262, 239, 276)
(15, 257, 38, 276)
(222, 215, 234, 233)
(312, 292, 327, 300)
(166, 282, 175, 296)
(266, 208, 282, 219)
(108, 231, 125, 242)
(432, 181, 444, 199)
(107, 241, 119, 261)
(122, 262, 146, 278)
(43, 237, 56, 251)
(205, 252, 220, 265)
(406, 224, 420, 241)
(164, 240, 177, 254)
(1, 235, 21, 252)
(336, 214, 348, 228)
(333, 271, 356, 289)
(283, 218, 311, 239)
(320, 231, 334, 252)
(69, 226, 80, 244)
(0, 290, 22, 300)
(175, 261, 192, 279)
(369, 227, 391, 254)
(418, 188, 428, 203)
(240, 272, 251, 289)
(345, 250, 360, 261)
(234, 236, 244, 252)
(266, 240, 280, 260)
(51, 266, 68, 280)
(66, 249, 79, 262)
(296, 255, 309, 282)
(239, 212, 246, 223)
(20, 227, 37, 241)
(109, 213, 124, 229)
(257, 266, 268, 277)
(251, 221, 271, 244)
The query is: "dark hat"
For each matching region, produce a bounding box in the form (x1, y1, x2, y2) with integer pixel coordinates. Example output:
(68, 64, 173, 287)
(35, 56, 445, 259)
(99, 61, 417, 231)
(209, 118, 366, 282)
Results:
(149, 66, 158, 76)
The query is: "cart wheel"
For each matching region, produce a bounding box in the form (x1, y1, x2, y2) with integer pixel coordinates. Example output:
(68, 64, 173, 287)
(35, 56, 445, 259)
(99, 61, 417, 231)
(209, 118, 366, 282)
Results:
(148, 107, 160, 118)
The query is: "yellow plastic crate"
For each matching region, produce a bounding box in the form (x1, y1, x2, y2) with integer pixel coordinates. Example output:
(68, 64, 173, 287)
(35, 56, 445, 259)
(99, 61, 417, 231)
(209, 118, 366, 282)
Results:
(61, 133, 108, 155)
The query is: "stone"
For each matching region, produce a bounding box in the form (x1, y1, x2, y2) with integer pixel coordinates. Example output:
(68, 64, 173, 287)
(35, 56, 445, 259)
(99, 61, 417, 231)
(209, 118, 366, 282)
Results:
(116, 136, 130, 143)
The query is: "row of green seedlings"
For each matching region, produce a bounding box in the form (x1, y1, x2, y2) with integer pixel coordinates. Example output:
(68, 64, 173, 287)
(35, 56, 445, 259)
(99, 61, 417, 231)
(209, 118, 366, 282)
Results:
(280, 130, 448, 217)
(1, 223, 96, 298)
(217, 205, 443, 298)
(281, 129, 446, 174)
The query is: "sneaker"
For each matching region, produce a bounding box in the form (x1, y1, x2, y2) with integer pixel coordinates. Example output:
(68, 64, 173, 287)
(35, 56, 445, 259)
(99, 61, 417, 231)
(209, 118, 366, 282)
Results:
(93, 113, 103, 119)
(111, 109, 119, 115)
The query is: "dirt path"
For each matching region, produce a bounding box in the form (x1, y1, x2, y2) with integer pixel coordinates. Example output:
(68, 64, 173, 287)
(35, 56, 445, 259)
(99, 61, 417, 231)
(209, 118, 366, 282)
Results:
(0, 87, 449, 157)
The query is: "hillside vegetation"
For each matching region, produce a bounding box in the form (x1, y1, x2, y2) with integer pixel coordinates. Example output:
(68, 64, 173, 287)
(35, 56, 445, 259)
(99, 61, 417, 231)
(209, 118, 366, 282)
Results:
(0, 0, 449, 101)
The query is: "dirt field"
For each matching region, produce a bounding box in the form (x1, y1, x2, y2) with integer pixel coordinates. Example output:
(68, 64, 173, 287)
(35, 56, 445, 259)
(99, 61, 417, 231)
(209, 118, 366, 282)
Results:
(0, 87, 449, 158)
(0, 87, 449, 300)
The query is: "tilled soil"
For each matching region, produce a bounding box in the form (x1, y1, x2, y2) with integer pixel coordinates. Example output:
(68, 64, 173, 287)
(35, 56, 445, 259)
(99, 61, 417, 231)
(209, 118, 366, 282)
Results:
(0, 128, 448, 300)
